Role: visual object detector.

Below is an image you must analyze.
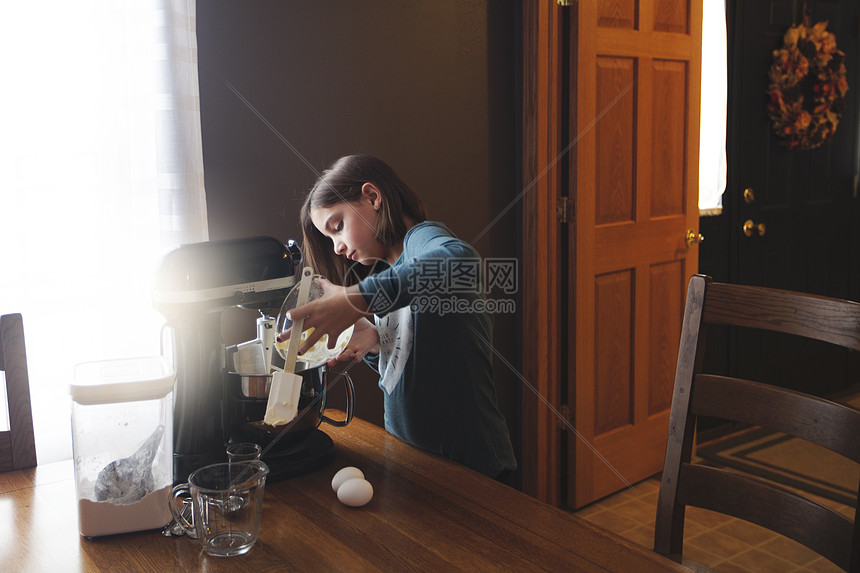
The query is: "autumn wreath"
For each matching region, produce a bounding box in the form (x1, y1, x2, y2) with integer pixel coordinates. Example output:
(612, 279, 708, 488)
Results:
(766, 18, 849, 151)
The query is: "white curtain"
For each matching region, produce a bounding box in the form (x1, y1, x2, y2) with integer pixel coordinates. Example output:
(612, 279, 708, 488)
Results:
(699, 0, 728, 215)
(0, 0, 207, 463)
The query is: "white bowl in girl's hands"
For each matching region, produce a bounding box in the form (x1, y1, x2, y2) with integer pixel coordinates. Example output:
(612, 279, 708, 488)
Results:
(274, 274, 354, 369)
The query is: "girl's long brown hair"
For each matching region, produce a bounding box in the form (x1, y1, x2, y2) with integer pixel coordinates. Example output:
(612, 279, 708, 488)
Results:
(300, 155, 427, 285)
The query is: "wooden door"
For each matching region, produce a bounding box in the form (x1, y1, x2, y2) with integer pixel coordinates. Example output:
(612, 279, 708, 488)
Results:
(726, 0, 860, 396)
(566, 0, 704, 508)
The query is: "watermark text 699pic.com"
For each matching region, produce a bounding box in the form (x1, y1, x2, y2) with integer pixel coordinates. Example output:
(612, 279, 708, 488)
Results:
(407, 258, 517, 315)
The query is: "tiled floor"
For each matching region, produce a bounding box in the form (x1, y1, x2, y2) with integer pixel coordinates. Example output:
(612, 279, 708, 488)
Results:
(574, 471, 852, 572)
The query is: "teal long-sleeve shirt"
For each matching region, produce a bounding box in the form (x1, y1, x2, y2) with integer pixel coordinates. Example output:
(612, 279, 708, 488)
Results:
(359, 221, 517, 478)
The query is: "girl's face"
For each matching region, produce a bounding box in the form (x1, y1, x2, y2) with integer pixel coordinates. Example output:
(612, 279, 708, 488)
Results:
(310, 183, 393, 265)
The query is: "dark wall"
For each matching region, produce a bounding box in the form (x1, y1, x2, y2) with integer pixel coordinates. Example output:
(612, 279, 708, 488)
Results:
(196, 1, 522, 461)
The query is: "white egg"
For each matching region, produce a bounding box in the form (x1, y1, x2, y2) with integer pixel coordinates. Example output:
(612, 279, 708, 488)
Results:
(331, 466, 364, 493)
(337, 478, 373, 507)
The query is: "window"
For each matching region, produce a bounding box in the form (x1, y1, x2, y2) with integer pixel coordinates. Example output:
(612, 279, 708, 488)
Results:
(0, 1, 207, 463)
(699, 0, 728, 216)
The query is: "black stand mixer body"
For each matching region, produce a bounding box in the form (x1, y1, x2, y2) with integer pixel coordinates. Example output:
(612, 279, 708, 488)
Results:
(170, 312, 227, 482)
(154, 236, 303, 483)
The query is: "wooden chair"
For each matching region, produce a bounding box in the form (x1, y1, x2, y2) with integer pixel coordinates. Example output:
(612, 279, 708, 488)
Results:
(654, 275, 860, 572)
(0, 313, 37, 471)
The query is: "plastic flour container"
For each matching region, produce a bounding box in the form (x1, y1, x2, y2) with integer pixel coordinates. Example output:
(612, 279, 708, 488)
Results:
(71, 356, 174, 537)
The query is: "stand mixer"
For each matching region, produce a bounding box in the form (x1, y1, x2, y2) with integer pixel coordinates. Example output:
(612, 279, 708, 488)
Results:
(152, 236, 355, 483)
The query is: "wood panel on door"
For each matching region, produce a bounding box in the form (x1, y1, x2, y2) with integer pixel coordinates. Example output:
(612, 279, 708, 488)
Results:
(568, 0, 703, 508)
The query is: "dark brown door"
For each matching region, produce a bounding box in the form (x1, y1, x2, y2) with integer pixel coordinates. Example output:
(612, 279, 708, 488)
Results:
(726, 0, 860, 395)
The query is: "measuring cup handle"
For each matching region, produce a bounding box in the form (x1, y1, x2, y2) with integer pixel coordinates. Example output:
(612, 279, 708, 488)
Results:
(320, 371, 354, 427)
(168, 484, 195, 534)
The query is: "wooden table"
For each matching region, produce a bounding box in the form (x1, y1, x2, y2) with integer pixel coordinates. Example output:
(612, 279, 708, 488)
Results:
(2, 416, 687, 572)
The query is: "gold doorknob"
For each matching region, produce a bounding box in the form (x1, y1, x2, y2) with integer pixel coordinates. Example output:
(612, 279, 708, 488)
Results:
(742, 219, 766, 237)
(743, 187, 756, 204)
(685, 229, 704, 247)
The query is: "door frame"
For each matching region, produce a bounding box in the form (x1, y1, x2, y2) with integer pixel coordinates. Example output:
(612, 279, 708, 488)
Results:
(521, 0, 564, 504)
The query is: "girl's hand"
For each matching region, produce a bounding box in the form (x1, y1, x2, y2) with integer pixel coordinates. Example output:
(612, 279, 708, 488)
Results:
(281, 278, 370, 355)
(327, 317, 380, 367)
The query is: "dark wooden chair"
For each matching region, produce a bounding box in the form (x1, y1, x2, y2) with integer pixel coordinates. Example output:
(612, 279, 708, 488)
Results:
(0, 313, 37, 471)
(654, 275, 860, 572)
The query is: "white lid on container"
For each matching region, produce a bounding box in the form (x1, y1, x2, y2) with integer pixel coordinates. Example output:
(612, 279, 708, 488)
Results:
(71, 356, 175, 405)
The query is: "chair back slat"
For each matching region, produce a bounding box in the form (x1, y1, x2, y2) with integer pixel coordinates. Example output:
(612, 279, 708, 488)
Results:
(703, 282, 860, 351)
(677, 464, 854, 572)
(691, 374, 860, 464)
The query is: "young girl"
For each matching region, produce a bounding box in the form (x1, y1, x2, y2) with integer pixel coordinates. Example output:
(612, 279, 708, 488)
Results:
(282, 155, 517, 480)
